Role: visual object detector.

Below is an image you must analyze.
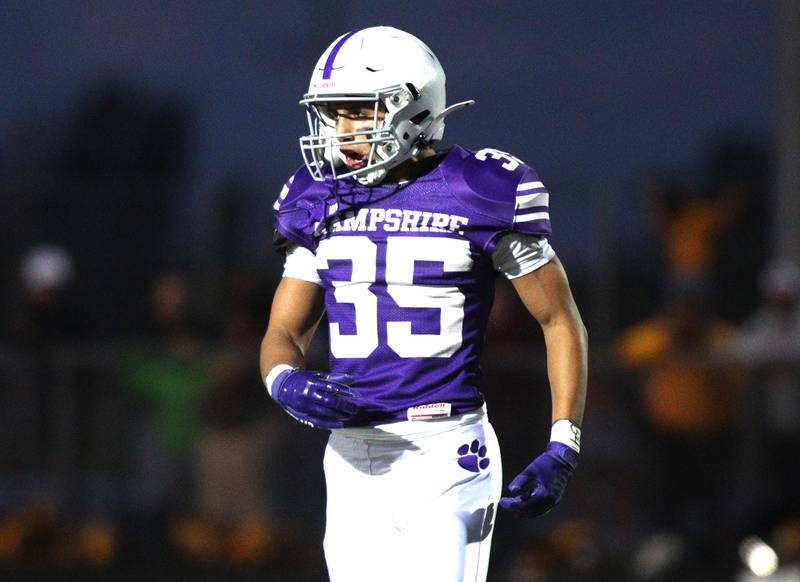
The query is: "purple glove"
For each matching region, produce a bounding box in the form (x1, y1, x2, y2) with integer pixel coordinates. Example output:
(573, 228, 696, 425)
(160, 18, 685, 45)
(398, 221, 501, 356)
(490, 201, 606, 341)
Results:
(499, 441, 579, 516)
(270, 369, 360, 429)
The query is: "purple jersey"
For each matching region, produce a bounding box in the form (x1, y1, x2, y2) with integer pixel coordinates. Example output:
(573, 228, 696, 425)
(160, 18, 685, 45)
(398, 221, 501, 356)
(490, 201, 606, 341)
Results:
(273, 145, 552, 425)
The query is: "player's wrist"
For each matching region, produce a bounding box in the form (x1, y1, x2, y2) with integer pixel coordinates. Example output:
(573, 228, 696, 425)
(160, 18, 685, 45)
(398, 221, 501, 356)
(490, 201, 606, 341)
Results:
(550, 419, 581, 453)
(544, 441, 579, 472)
(265, 364, 296, 398)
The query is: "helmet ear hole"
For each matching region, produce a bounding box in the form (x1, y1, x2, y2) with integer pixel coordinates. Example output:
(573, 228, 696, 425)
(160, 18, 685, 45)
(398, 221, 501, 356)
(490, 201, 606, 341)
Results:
(410, 110, 430, 125)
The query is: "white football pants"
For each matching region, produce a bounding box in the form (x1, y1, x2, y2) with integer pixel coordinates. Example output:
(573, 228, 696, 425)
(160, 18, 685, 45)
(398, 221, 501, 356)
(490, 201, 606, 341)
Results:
(323, 406, 502, 582)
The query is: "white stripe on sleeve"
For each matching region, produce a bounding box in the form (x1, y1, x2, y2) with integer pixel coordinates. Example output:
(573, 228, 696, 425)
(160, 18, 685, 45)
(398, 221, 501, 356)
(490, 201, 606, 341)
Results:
(516, 181, 544, 192)
(515, 191, 549, 210)
(273, 177, 294, 210)
(514, 211, 550, 224)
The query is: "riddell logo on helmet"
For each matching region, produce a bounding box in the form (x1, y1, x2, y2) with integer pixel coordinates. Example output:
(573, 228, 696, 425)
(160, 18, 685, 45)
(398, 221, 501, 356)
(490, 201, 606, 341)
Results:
(313, 81, 337, 89)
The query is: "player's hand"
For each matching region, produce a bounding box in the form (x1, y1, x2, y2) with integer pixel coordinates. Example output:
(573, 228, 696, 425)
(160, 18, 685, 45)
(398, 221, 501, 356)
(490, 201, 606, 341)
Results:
(499, 442, 578, 517)
(270, 368, 360, 429)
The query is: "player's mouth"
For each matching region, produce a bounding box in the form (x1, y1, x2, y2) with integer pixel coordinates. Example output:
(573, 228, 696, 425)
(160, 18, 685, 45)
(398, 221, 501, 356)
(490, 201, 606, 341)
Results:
(341, 149, 368, 170)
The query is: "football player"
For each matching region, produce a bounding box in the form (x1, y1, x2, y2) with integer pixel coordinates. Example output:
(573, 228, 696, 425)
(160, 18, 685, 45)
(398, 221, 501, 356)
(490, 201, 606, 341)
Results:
(260, 26, 587, 582)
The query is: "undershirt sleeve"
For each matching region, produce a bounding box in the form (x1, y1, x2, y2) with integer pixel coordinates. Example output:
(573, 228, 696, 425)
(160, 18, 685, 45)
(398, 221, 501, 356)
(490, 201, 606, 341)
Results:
(491, 233, 555, 279)
(282, 244, 323, 286)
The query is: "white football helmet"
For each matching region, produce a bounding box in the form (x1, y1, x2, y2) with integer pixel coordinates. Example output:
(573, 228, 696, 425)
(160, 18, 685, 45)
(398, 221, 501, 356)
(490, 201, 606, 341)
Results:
(299, 26, 474, 185)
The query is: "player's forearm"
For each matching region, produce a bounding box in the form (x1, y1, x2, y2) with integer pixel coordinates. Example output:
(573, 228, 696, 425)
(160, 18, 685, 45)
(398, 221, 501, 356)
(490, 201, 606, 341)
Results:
(542, 317, 588, 425)
(259, 277, 326, 382)
(259, 326, 310, 381)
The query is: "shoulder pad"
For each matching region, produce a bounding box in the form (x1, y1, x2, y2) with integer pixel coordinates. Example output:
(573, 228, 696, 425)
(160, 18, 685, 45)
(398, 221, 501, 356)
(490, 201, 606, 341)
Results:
(272, 166, 325, 253)
(272, 165, 316, 214)
(443, 147, 552, 237)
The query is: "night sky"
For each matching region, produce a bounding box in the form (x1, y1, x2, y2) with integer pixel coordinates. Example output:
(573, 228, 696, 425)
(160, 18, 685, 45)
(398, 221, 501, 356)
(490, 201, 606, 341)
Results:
(1, 1, 776, 266)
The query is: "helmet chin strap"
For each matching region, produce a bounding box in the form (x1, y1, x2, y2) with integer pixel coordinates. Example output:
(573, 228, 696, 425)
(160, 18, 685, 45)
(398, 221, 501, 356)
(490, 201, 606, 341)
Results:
(351, 140, 392, 185)
(358, 168, 386, 185)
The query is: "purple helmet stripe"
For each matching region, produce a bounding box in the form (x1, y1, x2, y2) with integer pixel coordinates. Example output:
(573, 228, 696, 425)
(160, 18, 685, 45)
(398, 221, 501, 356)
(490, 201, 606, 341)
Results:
(322, 30, 359, 80)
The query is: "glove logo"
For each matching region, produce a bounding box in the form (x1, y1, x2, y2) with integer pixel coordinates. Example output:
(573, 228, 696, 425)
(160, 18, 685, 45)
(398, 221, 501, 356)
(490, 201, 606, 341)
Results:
(457, 439, 490, 473)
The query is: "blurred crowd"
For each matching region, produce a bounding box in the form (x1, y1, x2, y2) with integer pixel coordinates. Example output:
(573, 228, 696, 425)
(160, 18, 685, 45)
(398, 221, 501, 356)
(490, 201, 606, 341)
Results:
(485, 140, 800, 581)
(0, 86, 798, 582)
(0, 249, 316, 572)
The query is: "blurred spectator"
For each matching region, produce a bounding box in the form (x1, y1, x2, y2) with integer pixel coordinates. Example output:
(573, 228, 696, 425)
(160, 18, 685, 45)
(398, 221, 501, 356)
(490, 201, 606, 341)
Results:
(617, 283, 744, 576)
(708, 139, 770, 323)
(503, 519, 601, 582)
(174, 350, 278, 566)
(172, 272, 280, 567)
(651, 183, 732, 287)
(1, 245, 114, 565)
(728, 259, 800, 533)
(8, 244, 86, 342)
(121, 272, 212, 556)
(649, 140, 768, 318)
(3, 244, 83, 505)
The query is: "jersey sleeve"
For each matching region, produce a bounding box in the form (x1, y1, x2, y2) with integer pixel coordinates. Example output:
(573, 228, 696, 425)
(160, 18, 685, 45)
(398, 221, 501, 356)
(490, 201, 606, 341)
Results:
(511, 166, 552, 238)
(282, 244, 322, 286)
(492, 233, 555, 279)
(271, 167, 322, 254)
(446, 147, 554, 257)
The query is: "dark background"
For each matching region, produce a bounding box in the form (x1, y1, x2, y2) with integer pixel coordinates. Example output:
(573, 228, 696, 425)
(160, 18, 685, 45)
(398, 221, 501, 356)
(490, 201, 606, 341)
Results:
(1, 2, 798, 581)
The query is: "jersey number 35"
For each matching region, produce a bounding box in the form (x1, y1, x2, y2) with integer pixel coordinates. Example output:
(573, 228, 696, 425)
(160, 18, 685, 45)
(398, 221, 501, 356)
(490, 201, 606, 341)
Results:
(317, 236, 472, 359)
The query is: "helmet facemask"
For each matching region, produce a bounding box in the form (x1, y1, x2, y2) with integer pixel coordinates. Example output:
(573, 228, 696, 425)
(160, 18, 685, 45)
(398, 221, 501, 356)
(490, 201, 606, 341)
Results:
(299, 84, 430, 186)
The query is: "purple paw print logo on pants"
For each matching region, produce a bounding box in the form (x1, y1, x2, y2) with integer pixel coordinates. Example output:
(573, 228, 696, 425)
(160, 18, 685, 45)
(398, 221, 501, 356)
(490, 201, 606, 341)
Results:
(457, 439, 490, 473)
